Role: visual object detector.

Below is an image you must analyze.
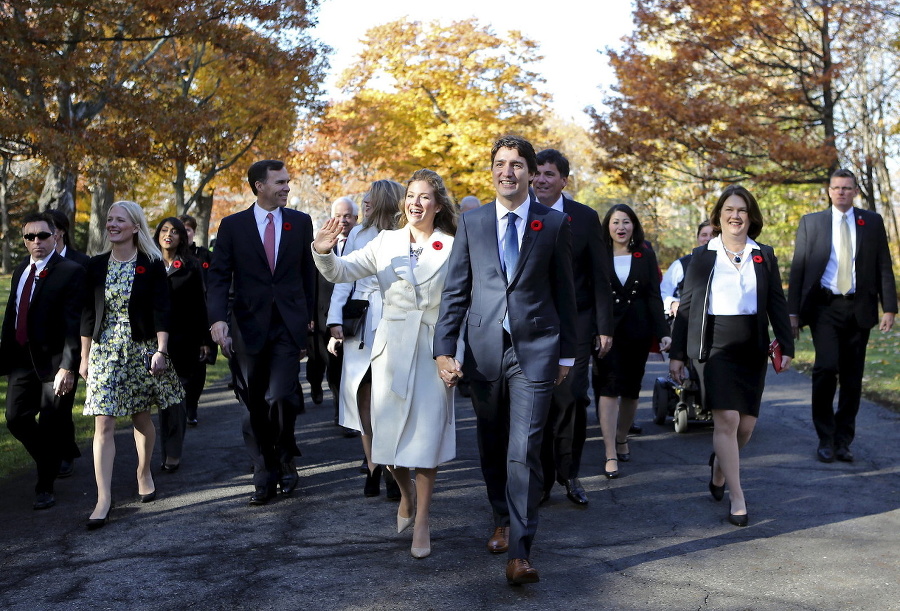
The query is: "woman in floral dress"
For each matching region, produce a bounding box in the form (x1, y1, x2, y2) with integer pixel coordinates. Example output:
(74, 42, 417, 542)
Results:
(80, 201, 183, 529)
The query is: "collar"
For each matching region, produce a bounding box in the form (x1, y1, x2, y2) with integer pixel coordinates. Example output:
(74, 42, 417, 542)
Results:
(830, 206, 855, 221)
(495, 199, 530, 224)
(253, 203, 282, 224)
(549, 195, 565, 212)
(707, 236, 760, 253)
(29, 250, 56, 274)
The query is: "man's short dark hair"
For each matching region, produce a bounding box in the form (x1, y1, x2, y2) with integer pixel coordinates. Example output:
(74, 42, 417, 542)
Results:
(178, 214, 197, 231)
(247, 160, 286, 196)
(22, 211, 55, 233)
(535, 149, 570, 178)
(491, 136, 537, 175)
(45, 209, 71, 245)
(830, 168, 857, 187)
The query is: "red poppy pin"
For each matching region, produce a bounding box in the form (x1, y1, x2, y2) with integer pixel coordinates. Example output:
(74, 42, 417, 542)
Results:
(202, 261, 210, 269)
(530, 220, 543, 231)
(432, 241, 443, 250)
(633, 251, 643, 258)
(283, 222, 292, 231)
(567, 215, 573, 223)
(753, 255, 764, 264)
(173, 260, 182, 269)
(38, 269, 48, 279)
(856, 217, 865, 226)
(136, 266, 146, 274)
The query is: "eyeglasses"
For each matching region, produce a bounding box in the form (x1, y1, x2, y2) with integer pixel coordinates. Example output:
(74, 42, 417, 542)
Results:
(829, 186, 855, 193)
(23, 232, 53, 241)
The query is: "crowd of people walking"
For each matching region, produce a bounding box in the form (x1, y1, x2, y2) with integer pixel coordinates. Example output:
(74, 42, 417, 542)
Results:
(1, 136, 895, 586)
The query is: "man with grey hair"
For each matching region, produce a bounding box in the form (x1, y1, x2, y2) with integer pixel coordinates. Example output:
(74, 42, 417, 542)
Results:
(459, 195, 481, 214)
(307, 196, 358, 434)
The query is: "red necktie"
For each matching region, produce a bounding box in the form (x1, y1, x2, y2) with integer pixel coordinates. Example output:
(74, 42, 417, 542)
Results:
(16, 263, 36, 345)
(264, 213, 276, 272)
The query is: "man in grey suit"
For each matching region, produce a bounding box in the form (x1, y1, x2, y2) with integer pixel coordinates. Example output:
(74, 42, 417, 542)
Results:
(789, 168, 897, 463)
(434, 135, 576, 585)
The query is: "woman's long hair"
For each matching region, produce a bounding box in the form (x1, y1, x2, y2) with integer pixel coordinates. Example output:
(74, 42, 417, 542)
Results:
(398, 169, 458, 236)
(105, 201, 162, 261)
(154, 217, 192, 261)
(362, 180, 404, 232)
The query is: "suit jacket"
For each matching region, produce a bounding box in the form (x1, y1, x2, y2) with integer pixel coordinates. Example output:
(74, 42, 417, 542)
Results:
(609, 244, 670, 341)
(81, 252, 171, 342)
(165, 256, 211, 376)
(788, 207, 897, 328)
(671, 242, 795, 362)
(64, 247, 90, 267)
(0, 252, 85, 380)
(434, 199, 577, 382)
(207, 205, 316, 354)
(562, 197, 613, 336)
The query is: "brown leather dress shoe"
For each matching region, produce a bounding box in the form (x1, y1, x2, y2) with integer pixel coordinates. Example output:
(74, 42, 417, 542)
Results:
(506, 558, 540, 585)
(486, 526, 509, 554)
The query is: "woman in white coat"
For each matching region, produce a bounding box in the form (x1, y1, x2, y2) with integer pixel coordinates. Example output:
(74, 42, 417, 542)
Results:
(327, 180, 403, 497)
(313, 169, 459, 559)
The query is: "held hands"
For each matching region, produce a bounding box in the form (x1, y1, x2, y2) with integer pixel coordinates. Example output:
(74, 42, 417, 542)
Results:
(313, 218, 343, 254)
(53, 369, 74, 397)
(436, 355, 463, 388)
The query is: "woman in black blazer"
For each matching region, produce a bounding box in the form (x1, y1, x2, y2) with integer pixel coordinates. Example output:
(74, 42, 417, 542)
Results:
(594, 204, 670, 478)
(154, 216, 211, 471)
(80, 201, 184, 529)
(669, 186, 794, 527)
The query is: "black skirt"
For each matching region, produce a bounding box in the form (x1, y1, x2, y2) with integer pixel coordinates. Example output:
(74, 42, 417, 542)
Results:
(694, 314, 767, 417)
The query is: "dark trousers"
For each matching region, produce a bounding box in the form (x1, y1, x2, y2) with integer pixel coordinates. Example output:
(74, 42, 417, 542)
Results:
(541, 309, 593, 488)
(159, 377, 188, 464)
(233, 316, 302, 488)
(306, 332, 343, 419)
(182, 359, 207, 422)
(809, 296, 870, 449)
(5, 366, 73, 494)
(470, 339, 554, 560)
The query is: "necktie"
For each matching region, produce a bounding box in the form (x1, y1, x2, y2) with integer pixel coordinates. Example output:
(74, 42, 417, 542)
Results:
(337, 237, 347, 255)
(837, 213, 852, 295)
(16, 263, 37, 345)
(502, 213, 519, 333)
(264, 212, 276, 272)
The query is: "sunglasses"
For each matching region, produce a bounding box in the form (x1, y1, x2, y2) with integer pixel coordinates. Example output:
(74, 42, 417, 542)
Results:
(23, 232, 53, 241)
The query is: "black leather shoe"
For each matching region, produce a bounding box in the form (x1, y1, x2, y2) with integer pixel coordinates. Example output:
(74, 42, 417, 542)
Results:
(604, 458, 619, 479)
(140, 490, 157, 503)
(708, 453, 725, 501)
(728, 505, 749, 527)
(86, 508, 110, 530)
(563, 478, 588, 505)
(341, 426, 359, 438)
(249, 485, 276, 506)
(817, 445, 835, 463)
(33, 492, 56, 510)
(161, 462, 180, 474)
(58, 460, 74, 478)
(384, 469, 401, 501)
(835, 446, 854, 462)
(311, 388, 324, 405)
(629, 423, 643, 435)
(186, 418, 198, 427)
(279, 461, 299, 495)
(364, 465, 382, 497)
(539, 488, 551, 505)
(616, 440, 631, 462)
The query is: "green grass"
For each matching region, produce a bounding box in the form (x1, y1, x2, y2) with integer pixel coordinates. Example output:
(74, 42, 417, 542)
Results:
(0, 273, 232, 479)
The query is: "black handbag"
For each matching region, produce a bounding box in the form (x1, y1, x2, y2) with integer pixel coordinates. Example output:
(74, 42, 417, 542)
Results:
(341, 299, 369, 338)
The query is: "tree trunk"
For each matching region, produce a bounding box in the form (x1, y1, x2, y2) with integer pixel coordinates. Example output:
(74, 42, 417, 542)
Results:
(37, 164, 77, 215)
(87, 176, 115, 255)
(173, 158, 187, 216)
(0, 155, 12, 273)
(194, 190, 214, 248)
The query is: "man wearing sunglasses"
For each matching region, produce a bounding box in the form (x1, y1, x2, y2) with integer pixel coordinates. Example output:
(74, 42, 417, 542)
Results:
(0, 212, 85, 510)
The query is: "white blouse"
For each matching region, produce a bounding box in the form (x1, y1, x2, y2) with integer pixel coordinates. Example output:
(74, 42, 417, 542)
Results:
(613, 255, 632, 286)
(707, 236, 759, 315)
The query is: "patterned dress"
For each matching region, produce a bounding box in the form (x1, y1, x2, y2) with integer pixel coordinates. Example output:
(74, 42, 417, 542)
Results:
(83, 259, 184, 417)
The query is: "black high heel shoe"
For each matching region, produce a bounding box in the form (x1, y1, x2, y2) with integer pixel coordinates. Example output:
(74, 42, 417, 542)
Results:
(140, 490, 156, 503)
(708, 452, 725, 501)
(87, 507, 111, 530)
(364, 465, 382, 497)
(615, 440, 631, 462)
(604, 458, 619, 479)
(728, 504, 748, 527)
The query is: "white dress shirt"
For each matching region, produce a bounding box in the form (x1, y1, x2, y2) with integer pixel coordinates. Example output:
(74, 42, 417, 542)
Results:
(821, 206, 857, 295)
(16, 252, 54, 316)
(253, 204, 283, 267)
(707, 236, 759, 315)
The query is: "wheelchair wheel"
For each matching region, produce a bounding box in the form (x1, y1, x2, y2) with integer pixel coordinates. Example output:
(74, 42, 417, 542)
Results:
(652, 378, 669, 425)
(674, 404, 689, 434)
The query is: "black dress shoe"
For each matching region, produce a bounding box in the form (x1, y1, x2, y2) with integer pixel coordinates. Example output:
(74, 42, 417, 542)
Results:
(161, 462, 180, 473)
(58, 460, 74, 478)
(186, 418, 198, 427)
(279, 462, 299, 495)
(384, 469, 401, 501)
(563, 478, 588, 505)
(341, 426, 359, 438)
(728, 505, 749, 527)
(539, 488, 551, 505)
(835, 446, 854, 462)
(140, 490, 157, 503)
(708, 452, 725, 502)
(817, 446, 835, 463)
(364, 465, 382, 497)
(629, 423, 643, 435)
(604, 458, 619, 479)
(87, 508, 111, 530)
(33, 492, 56, 510)
(249, 485, 276, 506)
(616, 440, 631, 462)
(311, 388, 324, 405)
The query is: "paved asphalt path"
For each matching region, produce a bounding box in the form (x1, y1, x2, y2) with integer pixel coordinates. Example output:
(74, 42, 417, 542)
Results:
(1, 359, 899, 610)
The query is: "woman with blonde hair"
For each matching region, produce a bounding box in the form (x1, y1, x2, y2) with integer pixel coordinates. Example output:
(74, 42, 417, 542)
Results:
(80, 201, 184, 529)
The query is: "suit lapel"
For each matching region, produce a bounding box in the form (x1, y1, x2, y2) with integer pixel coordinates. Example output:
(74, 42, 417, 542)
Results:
(30, 252, 60, 303)
(410, 230, 452, 285)
(391, 228, 416, 287)
(242, 205, 270, 271)
(516, 199, 541, 276)
(482, 203, 506, 282)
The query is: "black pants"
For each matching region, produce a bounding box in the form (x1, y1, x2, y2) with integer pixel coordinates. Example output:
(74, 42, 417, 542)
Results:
(809, 295, 870, 449)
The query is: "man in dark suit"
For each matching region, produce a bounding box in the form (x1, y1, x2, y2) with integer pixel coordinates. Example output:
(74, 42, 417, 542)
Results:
(434, 135, 576, 585)
(789, 168, 897, 463)
(0, 212, 85, 509)
(532, 149, 613, 507)
(45, 208, 89, 476)
(208, 159, 316, 505)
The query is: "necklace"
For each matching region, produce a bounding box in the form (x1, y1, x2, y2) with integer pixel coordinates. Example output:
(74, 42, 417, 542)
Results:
(410, 244, 424, 259)
(722, 245, 746, 264)
(111, 249, 138, 263)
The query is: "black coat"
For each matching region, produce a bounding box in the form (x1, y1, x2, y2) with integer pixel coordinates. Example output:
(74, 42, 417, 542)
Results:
(165, 256, 211, 376)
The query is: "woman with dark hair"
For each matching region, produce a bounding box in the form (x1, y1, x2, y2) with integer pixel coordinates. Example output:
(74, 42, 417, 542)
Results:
(80, 202, 184, 529)
(327, 180, 403, 498)
(593, 203, 670, 478)
(313, 169, 460, 559)
(669, 185, 793, 527)
(153, 217, 211, 471)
